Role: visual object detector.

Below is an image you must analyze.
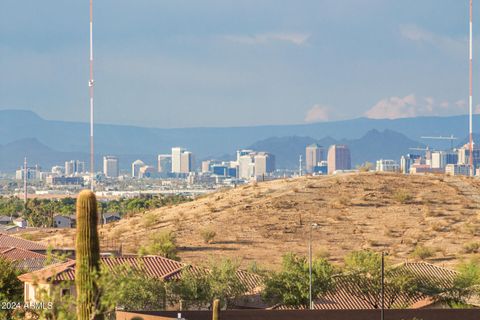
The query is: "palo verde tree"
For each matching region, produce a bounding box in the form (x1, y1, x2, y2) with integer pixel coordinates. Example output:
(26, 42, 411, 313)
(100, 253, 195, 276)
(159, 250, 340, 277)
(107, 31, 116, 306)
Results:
(428, 259, 480, 307)
(262, 253, 335, 307)
(170, 259, 247, 310)
(341, 250, 430, 309)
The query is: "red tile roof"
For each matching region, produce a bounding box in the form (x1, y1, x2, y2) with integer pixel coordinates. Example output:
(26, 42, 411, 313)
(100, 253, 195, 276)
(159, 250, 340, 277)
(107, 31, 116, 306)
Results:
(0, 246, 65, 272)
(17, 255, 263, 295)
(0, 233, 47, 251)
(0, 247, 47, 260)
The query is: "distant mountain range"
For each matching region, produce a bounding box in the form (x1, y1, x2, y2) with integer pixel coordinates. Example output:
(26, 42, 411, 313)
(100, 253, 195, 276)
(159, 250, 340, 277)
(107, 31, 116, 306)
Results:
(0, 109, 476, 172)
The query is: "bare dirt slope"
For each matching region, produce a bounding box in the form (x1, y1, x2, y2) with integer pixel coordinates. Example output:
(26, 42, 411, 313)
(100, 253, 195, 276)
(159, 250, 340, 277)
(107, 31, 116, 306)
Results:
(28, 173, 480, 269)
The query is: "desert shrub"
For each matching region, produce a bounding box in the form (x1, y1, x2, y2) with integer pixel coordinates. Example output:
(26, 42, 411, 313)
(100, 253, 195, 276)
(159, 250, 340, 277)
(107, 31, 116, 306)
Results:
(463, 242, 480, 254)
(112, 226, 128, 240)
(315, 248, 331, 259)
(200, 229, 217, 244)
(430, 221, 447, 232)
(138, 231, 179, 260)
(393, 190, 413, 204)
(463, 223, 480, 236)
(142, 212, 158, 227)
(356, 162, 374, 172)
(411, 245, 435, 260)
(330, 196, 351, 209)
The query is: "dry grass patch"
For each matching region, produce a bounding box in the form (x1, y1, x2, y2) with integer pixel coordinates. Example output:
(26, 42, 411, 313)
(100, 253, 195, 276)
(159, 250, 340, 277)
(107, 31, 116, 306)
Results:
(393, 190, 413, 204)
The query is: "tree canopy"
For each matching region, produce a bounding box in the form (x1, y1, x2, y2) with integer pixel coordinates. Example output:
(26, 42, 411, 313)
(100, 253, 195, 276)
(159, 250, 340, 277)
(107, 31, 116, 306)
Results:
(262, 253, 335, 307)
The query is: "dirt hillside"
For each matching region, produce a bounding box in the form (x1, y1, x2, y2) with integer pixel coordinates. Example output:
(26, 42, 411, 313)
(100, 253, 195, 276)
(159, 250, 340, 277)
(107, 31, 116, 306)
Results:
(29, 173, 480, 269)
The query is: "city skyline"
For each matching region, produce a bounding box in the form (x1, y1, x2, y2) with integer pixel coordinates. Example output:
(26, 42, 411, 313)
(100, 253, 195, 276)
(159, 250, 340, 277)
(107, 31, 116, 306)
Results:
(1, 1, 479, 128)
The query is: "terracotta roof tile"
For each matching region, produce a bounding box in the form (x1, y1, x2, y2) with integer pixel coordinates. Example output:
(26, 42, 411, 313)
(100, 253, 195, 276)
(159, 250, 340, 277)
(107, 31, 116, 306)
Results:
(17, 255, 262, 294)
(0, 233, 47, 251)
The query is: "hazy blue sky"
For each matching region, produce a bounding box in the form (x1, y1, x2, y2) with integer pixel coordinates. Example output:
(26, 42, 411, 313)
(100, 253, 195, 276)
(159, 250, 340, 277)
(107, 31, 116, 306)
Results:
(0, 1, 478, 127)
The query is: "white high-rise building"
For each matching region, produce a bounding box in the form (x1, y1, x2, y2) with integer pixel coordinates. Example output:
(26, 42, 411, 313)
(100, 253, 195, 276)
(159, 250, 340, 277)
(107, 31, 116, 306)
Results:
(238, 154, 255, 179)
(254, 152, 275, 177)
(65, 161, 74, 176)
(64, 160, 85, 176)
(103, 156, 119, 178)
(236, 150, 275, 179)
(171, 147, 194, 174)
(171, 147, 184, 174)
(132, 159, 146, 178)
(376, 159, 399, 172)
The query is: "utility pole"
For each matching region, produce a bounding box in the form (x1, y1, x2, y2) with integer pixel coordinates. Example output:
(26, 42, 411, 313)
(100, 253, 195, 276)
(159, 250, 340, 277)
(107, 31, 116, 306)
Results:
(308, 219, 318, 310)
(309, 220, 313, 310)
(381, 251, 388, 320)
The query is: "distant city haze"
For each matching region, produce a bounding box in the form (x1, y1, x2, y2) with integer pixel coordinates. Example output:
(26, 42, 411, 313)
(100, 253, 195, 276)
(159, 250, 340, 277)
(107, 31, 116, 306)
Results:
(0, 1, 478, 127)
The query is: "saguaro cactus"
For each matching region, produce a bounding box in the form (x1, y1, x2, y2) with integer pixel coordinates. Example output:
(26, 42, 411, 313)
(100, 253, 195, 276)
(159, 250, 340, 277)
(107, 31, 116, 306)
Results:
(75, 190, 102, 320)
(212, 299, 220, 320)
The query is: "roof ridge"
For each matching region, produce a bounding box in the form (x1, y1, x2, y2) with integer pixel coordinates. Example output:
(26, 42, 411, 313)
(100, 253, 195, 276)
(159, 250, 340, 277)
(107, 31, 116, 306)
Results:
(0, 247, 15, 254)
(402, 261, 459, 273)
(0, 233, 47, 249)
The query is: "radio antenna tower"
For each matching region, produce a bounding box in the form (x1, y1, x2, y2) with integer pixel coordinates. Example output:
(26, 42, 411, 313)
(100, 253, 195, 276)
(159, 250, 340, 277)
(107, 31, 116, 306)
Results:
(469, 0, 474, 176)
(89, 0, 95, 190)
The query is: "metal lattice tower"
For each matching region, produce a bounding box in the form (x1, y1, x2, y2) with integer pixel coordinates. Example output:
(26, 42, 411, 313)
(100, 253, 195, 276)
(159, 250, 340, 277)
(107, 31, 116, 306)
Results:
(469, 0, 474, 176)
(89, 0, 95, 190)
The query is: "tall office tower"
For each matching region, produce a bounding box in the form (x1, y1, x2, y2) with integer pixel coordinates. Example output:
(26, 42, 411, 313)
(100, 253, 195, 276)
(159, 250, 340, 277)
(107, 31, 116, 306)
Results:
(400, 154, 421, 174)
(305, 144, 324, 173)
(458, 143, 480, 169)
(431, 151, 458, 169)
(65, 160, 75, 176)
(76, 161, 86, 174)
(238, 153, 255, 179)
(171, 147, 184, 173)
(103, 156, 119, 178)
(327, 145, 351, 174)
(172, 147, 194, 174)
(131, 159, 146, 178)
(158, 154, 172, 175)
(201, 160, 212, 173)
(254, 152, 276, 176)
(64, 160, 85, 176)
(237, 149, 254, 162)
(180, 151, 194, 173)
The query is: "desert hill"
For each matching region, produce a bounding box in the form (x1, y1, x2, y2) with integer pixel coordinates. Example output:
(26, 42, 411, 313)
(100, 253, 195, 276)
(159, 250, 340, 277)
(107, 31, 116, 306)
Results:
(30, 173, 480, 269)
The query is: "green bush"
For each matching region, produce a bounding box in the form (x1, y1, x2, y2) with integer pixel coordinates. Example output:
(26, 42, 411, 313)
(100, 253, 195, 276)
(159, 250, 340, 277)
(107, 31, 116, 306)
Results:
(200, 229, 217, 244)
(463, 242, 480, 254)
(138, 231, 179, 260)
(411, 245, 435, 260)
